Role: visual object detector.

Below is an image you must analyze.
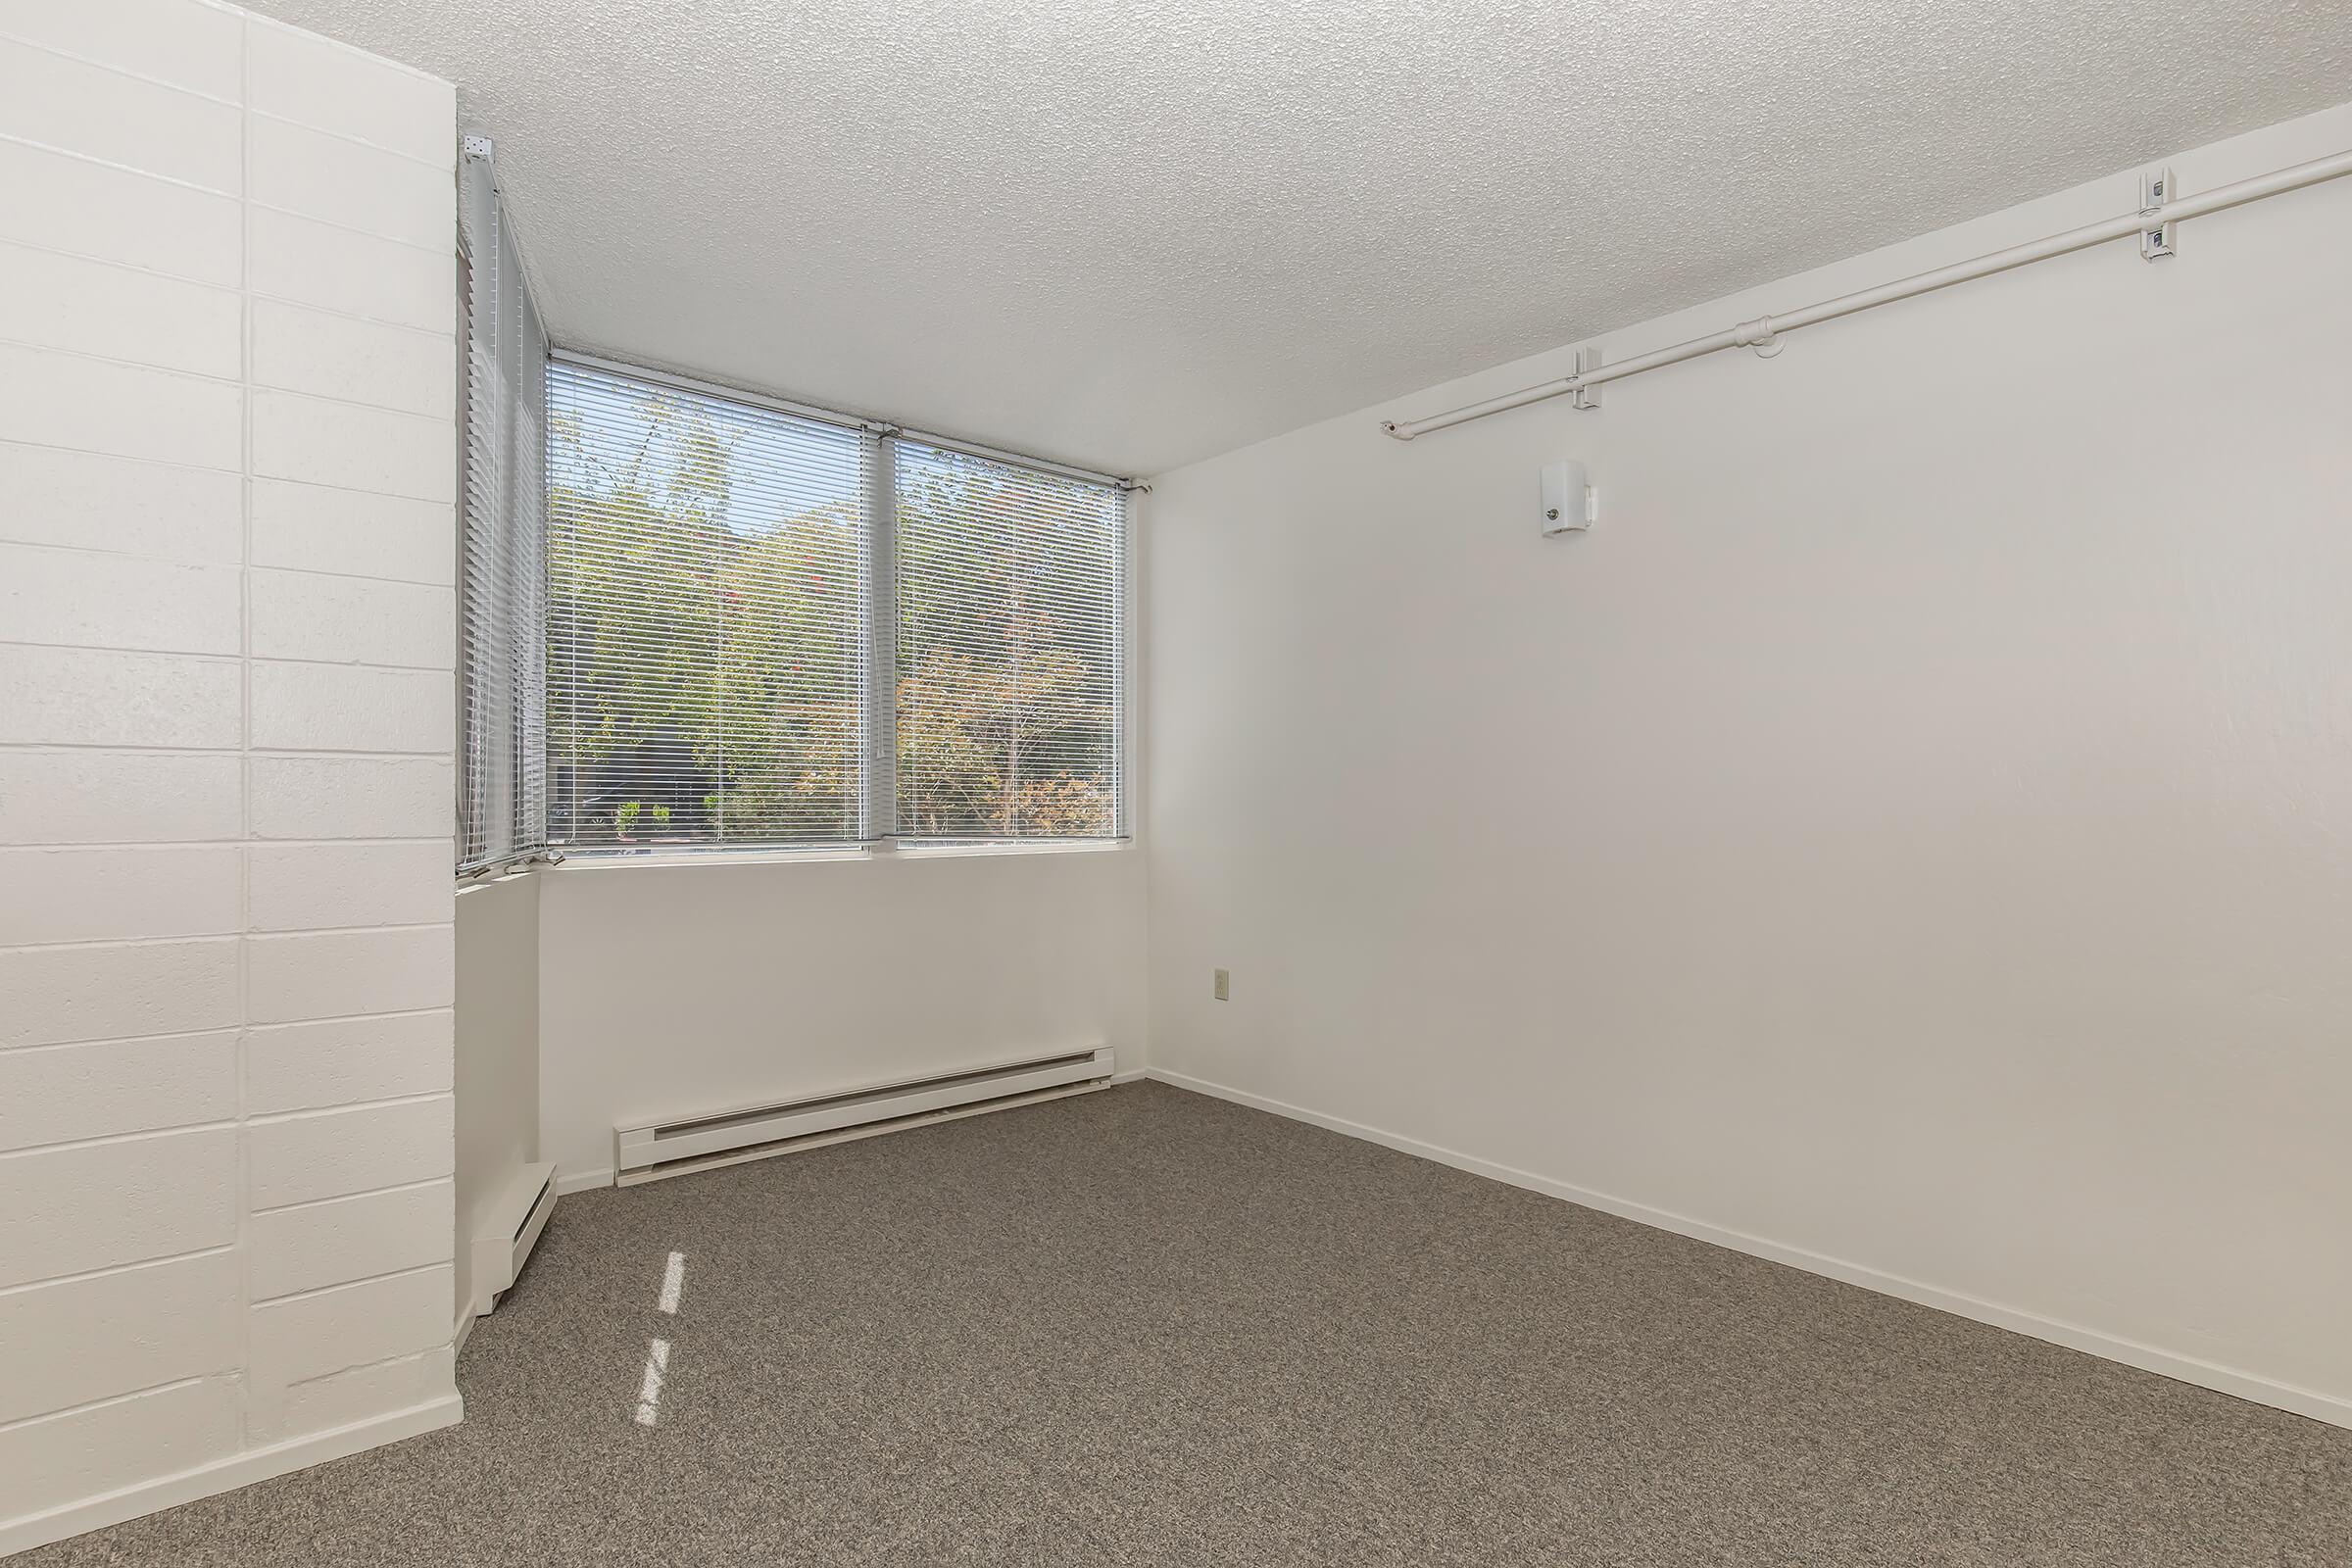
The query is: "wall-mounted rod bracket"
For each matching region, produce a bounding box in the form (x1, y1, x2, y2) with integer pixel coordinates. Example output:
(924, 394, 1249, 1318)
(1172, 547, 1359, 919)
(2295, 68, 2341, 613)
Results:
(2140, 167, 2178, 260)
(1569, 345, 1602, 409)
(1732, 316, 1784, 358)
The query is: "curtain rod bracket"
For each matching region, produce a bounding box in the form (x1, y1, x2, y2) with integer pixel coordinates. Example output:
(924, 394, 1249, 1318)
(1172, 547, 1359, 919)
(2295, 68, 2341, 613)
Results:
(1732, 316, 1783, 358)
(2139, 167, 2179, 260)
(1569, 345, 1603, 409)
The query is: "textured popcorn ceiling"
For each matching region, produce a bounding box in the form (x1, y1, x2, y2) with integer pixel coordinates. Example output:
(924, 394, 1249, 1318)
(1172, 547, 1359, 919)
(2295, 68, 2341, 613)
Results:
(247, 0, 2352, 475)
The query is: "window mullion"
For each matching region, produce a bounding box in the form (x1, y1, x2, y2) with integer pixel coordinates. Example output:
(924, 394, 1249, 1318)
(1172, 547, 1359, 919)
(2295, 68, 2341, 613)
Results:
(862, 432, 899, 846)
(1112, 490, 1130, 839)
(710, 482, 725, 845)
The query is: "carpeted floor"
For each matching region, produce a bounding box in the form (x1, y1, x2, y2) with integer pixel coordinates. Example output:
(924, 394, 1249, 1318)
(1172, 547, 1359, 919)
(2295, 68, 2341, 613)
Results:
(22, 1081, 2351, 1565)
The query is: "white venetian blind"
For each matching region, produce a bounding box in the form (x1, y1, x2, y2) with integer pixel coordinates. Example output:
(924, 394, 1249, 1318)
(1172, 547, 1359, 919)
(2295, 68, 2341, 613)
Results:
(894, 442, 1125, 842)
(545, 361, 872, 852)
(457, 149, 548, 873)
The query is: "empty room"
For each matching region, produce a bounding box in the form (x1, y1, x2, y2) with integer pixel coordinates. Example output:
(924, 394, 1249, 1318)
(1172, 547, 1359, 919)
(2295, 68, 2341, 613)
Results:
(2, 0, 2348, 1561)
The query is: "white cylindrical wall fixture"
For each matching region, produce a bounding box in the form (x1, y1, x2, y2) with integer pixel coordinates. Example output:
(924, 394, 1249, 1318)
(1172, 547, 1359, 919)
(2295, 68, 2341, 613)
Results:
(1541, 460, 1594, 535)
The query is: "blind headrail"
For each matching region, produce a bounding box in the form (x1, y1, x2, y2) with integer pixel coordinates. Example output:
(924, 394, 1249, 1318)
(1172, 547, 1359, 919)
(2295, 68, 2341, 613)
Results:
(548, 347, 1143, 492)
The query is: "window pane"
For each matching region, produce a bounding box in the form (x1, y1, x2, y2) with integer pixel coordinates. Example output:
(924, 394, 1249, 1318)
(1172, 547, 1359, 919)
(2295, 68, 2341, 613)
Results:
(894, 443, 1123, 841)
(545, 363, 868, 852)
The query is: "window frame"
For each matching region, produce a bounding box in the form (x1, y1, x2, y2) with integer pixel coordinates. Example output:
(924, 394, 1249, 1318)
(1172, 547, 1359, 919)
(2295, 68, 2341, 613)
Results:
(542, 349, 1137, 865)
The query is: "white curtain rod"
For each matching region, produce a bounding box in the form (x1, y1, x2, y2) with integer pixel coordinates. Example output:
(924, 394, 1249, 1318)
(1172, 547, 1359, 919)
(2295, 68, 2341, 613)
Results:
(1382, 146, 2352, 441)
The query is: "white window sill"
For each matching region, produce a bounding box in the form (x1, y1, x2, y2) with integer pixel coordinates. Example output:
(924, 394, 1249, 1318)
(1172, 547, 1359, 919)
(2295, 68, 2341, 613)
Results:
(547, 839, 1130, 872)
(456, 873, 536, 895)
(549, 846, 870, 872)
(893, 839, 1129, 860)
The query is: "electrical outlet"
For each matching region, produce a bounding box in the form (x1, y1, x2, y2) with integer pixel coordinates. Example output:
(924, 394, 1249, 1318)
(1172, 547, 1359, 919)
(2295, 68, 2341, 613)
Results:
(1212, 968, 1230, 1002)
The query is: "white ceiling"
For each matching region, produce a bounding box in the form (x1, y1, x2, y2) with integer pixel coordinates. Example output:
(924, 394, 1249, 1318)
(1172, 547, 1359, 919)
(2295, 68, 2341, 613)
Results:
(248, 0, 2352, 476)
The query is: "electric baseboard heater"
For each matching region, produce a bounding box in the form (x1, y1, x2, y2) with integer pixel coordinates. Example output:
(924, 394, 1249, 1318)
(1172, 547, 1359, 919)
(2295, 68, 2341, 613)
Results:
(612, 1046, 1116, 1187)
(471, 1160, 558, 1316)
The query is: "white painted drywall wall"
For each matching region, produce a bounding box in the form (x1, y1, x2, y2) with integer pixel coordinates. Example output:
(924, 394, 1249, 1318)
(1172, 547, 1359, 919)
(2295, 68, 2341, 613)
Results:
(0, 1, 463, 1549)
(454, 873, 539, 1319)
(1145, 102, 2352, 1423)
(538, 847, 1148, 1183)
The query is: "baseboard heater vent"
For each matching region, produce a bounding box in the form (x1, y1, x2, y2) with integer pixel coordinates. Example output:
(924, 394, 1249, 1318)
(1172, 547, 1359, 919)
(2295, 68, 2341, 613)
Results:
(613, 1046, 1116, 1187)
(471, 1160, 558, 1316)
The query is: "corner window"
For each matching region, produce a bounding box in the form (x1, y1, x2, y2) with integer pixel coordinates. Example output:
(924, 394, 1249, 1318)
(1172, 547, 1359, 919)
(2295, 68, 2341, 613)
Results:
(540, 359, 1125, 857)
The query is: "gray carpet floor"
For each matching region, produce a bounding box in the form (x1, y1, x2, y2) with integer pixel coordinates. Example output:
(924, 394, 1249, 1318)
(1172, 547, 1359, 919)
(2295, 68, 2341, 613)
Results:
(22, 1081, 2350, 1565)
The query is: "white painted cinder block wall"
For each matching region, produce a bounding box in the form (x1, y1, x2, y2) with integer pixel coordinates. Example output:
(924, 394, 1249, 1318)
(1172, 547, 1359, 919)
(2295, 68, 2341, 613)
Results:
(1146, 102, 2352, 1426)
(0, 0, 463, 1550)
